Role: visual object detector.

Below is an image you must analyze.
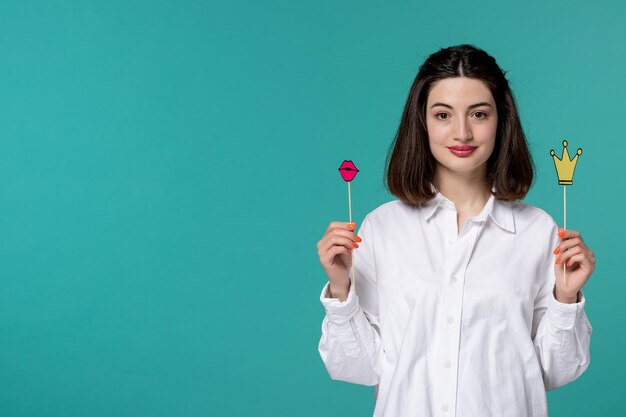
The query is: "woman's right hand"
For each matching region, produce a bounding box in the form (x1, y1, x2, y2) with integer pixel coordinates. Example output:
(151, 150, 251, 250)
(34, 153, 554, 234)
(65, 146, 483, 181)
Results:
(317, 221, 361, 300)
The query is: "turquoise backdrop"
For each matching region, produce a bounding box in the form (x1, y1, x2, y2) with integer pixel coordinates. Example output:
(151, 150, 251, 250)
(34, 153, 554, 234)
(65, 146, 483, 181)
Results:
(1, 0, 622, 415)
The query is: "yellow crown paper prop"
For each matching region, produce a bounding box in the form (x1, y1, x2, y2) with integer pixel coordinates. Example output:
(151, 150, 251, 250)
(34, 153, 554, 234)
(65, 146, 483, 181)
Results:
(550, 140, 582, 185)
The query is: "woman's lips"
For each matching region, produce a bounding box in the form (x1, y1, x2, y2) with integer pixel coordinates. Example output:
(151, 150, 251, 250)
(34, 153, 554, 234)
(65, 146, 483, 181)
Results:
(338, 160, 359, 182)
(448, 145, 477, 157)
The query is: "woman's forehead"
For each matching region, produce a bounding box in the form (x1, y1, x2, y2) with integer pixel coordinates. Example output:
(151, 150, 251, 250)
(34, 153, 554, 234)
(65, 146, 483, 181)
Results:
(427, 77, 495, 107)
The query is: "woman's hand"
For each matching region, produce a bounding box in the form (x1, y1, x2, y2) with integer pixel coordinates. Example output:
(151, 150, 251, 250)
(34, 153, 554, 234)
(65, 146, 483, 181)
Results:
(317, 221, 361, 300)
(553, 227, 595, 303)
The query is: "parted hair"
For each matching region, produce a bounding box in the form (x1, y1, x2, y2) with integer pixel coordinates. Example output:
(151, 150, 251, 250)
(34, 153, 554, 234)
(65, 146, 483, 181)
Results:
(385, 44, 534, 204)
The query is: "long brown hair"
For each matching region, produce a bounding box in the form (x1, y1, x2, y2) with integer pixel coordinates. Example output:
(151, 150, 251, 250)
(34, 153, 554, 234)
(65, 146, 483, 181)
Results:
(385, 44, 534, 204)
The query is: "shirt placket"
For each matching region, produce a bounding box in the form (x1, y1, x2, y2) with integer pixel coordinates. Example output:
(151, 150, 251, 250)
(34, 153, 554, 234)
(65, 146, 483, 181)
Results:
(436, 206, 481, 417)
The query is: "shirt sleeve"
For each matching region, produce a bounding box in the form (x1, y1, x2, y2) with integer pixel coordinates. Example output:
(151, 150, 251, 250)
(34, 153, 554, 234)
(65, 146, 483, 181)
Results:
(531, 226, 593, 391)
(318, 216, 383, 386)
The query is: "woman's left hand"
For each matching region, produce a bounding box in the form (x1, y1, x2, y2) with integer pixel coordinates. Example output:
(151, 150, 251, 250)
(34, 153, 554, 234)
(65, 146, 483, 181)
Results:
(553, 227, 595, 303)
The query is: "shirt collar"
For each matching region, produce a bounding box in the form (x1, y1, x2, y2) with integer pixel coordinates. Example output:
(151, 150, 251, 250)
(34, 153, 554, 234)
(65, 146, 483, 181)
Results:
(420, 187, 516, 234)
(488, 196, 516, 233)
(420, 191, 447, 221)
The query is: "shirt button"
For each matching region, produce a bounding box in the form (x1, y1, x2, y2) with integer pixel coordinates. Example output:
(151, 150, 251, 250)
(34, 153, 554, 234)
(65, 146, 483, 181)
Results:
(447, 316, 454, 324)
(441, 404, 450, 412)
(450, 275, 458, 283)
(443, 360, 452, 368)
(448, 238, 454, 245)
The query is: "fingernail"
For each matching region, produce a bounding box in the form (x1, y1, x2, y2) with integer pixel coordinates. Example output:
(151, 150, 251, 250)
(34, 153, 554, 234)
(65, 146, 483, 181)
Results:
(355, 235, 362, 242)
(553, 247, 560, 255)
(347, 223, 356, 230)
(555, 257, 561, 264)
(352, 242, 359, 248)
(558, 231, 565, 237)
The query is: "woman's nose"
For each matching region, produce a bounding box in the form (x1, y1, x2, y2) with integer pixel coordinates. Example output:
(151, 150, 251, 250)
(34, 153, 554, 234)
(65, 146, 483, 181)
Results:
(453, 118, 473, 142)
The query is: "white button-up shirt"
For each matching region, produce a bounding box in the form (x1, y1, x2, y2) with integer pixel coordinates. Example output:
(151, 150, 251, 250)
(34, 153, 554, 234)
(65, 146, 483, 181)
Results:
(319, 192, 592, 417)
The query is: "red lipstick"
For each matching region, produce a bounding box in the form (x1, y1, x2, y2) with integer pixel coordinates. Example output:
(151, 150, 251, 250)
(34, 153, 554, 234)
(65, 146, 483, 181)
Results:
(448, 145, 477, 157)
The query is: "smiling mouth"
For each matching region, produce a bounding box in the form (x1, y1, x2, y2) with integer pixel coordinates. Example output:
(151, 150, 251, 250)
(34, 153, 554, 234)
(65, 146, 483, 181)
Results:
(447, 146, 477, 157)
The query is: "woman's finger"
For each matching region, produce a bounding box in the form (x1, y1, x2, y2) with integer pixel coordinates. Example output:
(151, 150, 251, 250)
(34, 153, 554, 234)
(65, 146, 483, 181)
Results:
(319, 222, 359, 252)
(554, 237, 584, 253)
(325, 221, 356, 234)
(558, 227, 582, 241)
(556, 246, 583, 264)
(318, 235, 359, 256)
(564, 253, 588, 269)
(320, 245, 352, 268)
(318, 227, 358, 247)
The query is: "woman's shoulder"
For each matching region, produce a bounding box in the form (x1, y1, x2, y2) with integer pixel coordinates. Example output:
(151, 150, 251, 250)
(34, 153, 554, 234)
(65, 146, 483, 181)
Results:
(508, 200, 558, 231)
(362, 199, 419, 226)
(368, 199, 409, 213)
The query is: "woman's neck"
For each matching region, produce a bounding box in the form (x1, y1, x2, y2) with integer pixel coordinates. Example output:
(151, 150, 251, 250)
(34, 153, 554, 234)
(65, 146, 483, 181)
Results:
(433, 166, 492, 217)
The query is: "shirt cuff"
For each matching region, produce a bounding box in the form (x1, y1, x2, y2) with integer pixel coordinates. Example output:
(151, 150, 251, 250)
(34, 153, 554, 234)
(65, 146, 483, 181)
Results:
(547, 286, 587, 330)
(319, 282, 360, 324)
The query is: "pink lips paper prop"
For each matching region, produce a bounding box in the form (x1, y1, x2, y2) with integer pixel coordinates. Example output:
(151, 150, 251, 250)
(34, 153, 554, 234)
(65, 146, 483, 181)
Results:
(338, 160, 359, 291)
(338, 160, 359, 182)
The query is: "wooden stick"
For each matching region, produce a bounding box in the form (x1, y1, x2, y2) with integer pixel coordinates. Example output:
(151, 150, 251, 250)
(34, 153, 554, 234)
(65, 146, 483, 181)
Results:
(563, 185, 567, 288)
(348, 182, 355, 293)
(348, 182, 353, 223)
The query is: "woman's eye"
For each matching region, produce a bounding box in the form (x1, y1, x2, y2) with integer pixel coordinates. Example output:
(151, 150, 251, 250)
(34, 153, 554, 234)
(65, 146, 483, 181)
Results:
(435, 113, 449, 120)
(473, 111, 487, 119)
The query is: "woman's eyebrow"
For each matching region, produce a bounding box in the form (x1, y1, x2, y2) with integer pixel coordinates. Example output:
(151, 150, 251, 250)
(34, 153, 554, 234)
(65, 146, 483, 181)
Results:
(430, 102, 493, 109)
(468, 102, 493, 109)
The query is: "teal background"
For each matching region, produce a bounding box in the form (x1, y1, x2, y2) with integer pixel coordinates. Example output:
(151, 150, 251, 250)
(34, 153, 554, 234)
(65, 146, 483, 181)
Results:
(0, 0, 622, 415)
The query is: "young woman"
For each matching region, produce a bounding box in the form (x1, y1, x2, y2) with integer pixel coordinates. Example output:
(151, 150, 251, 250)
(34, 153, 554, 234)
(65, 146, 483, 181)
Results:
(316, 45, 594, 417)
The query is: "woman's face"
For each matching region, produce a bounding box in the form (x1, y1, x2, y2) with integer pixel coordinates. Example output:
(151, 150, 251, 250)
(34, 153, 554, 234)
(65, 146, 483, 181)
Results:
(425, 77, 498, 179)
